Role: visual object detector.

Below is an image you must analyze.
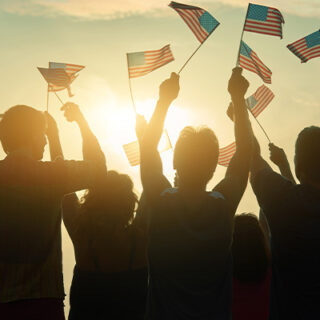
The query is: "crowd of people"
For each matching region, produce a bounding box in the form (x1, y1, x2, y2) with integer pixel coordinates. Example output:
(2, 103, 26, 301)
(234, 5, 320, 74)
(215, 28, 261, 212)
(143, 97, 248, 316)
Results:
(0, 67, 319, 320)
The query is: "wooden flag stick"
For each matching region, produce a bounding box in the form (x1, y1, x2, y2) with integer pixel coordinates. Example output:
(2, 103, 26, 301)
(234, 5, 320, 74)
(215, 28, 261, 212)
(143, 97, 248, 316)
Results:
(235, 4, 250, 66)
(178, 41, 205, 74)
(248, 108, 271, 142)
(126, 54, 137, 114)
(54, 92, 65, 105)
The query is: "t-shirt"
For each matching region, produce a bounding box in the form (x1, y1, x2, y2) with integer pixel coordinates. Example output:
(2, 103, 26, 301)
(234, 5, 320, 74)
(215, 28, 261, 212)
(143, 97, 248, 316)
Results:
(251, 167, 320, 320)
(232, 270, 271, 320)
(0, 152, 98, 302)
(146, 188, 234, 320)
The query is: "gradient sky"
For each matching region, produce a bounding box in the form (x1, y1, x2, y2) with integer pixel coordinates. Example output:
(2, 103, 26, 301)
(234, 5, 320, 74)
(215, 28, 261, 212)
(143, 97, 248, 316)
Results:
(1, 0, 319, 315)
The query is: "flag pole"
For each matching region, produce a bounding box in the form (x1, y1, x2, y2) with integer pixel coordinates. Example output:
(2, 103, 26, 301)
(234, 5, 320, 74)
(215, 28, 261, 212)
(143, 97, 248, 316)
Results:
(248, 108, 271, 142)
(126, 54, 137, 114)
(178, 34, 211, 74)
(235, 3, 250, 66)
(178, 41, 203, 74)
(54, 92, 65, 106)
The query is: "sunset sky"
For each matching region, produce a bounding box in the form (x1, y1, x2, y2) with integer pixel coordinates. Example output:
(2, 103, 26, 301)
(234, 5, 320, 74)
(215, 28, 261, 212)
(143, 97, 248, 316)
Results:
(0, 0, 319, 315)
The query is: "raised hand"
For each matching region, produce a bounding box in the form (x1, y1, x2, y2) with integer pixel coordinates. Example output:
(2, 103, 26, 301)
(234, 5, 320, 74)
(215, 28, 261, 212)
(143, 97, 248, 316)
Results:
(61, 102, 84, 123)
(269, 143, 288, 167)
(228, 67, 249, 100)
(159, 72, 180, 105)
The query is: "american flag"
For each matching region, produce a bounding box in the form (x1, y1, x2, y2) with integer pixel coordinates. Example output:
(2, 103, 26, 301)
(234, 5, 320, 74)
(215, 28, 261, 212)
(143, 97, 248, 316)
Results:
(244, 3, 284, 39)
(127, 45, 174, 79)
(239, 41, 272, 84)
(287, 30, 320, 63)
(218, 142, 236, 167)
(123, 130, 172, 166)
(169, 1, 219, 43)
(246, 85, 274, 117)
(49, 62, 85, 96)
(38, 67, 71, 90)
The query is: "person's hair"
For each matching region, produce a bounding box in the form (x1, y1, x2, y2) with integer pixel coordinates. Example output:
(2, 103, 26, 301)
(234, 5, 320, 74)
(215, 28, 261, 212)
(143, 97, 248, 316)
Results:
(173, 126, 219, 186)
(295, 126, 320, 183)
(80, 171, 138, 229)
(0, 105, 45, 154)
(232, 213, 270, 282)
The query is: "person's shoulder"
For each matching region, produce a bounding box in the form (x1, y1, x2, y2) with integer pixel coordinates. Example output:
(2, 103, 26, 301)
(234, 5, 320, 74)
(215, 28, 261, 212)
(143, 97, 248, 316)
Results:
(160, 187, 178, 197)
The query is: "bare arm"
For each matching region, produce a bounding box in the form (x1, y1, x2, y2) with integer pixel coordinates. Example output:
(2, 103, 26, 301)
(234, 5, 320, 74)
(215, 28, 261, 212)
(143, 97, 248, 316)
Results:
(214, 68, 253, 213)
(61, 103, 106, 168)
(140, 73, 180, 202)
(45, 112, 64, 160)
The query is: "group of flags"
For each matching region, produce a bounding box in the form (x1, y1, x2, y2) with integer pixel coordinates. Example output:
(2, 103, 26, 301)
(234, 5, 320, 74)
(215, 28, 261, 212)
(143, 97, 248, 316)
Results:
(37, 1, 320, 169)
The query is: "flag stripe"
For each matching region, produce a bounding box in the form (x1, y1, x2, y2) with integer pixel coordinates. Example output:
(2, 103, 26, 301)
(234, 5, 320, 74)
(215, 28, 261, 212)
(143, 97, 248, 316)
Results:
(128, 45, 174, 78)
(218, 142, 236, 166)
(244, 4, 284, 38)
(246, 85, 274, 118)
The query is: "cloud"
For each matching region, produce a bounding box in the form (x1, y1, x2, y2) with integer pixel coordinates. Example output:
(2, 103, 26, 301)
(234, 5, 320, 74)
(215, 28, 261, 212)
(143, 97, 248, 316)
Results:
(1, 0, 320, 19)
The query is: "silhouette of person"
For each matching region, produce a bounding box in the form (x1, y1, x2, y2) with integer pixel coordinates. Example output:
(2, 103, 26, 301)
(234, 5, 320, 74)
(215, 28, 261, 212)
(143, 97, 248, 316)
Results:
(250, 126, 320, 320)
(0, 104, 105, 320)
(139, 68, 253, 320)
(232, 213, 271, 320)
(61, 104, 148, 320)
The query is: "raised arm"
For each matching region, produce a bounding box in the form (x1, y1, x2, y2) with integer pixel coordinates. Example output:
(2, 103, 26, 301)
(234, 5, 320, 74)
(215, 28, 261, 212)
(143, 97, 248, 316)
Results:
(45, 112, 64, 160)
(214, 68, 253, 212)
(269, 143, 296, 184)
(61, 103, 106, 167)
(140, 73, 179, 202)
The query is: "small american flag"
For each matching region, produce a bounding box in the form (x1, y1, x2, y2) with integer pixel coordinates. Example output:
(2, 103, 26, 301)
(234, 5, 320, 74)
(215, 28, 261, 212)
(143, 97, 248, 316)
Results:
(244, 3, 284, 39)
(246, 85, 274, 117)
(49, 62, 85, 96)
(287, 30, 320, 63)
(239, 41, 272, 84)
(38, 67, 71, 90)
(169, 1, 219, 43)
(123, 130, 172, 167)
(127, 45, 174, 79)
(218, 142, 236, 167)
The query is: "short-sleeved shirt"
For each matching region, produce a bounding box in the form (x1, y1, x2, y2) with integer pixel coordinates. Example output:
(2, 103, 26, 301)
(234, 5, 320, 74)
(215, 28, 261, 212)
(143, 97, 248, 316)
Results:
(0, 152, 96, 302)
(146, 188, 234, 320)
(251, 168, 320, 320)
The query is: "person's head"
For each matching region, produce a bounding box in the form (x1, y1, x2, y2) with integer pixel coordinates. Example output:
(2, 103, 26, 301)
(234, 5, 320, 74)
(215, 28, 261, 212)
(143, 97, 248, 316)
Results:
(295, 126, 320, 185)
(0, 105, 46, 160)
(173, 126, 219, 189)
(80, 170, 138, 228)
(232, 213, 270, 282)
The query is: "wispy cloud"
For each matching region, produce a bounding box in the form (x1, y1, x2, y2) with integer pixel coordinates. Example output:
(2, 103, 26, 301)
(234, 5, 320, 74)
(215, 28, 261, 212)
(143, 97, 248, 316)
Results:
(1, 0, 320, 19)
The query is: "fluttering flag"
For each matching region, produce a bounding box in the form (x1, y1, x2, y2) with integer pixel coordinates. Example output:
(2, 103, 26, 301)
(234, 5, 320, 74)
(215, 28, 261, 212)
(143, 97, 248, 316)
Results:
(246, 85, 274, 117)
(123, 130, 172, 167)
(287, 30, 320, 63)
(218, 142, 236, 167)
(38, 67, 71, 92)
(169, 1, 220, 43)
(244, 3, 284, 39)
(127, 45, 174, 79)
(239, 41, 272, 84)
(49, 62, 85, 97)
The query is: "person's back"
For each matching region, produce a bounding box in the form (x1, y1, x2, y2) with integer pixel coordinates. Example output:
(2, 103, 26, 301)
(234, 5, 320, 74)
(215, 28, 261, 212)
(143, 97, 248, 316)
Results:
(250, 126, 320, 319)
(0, 105, 105, 320)
(61, 118, 148, 320)
(147, 188, 233, 319)
(140, 69, 253, 319)
(232, 213, 271, 320)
